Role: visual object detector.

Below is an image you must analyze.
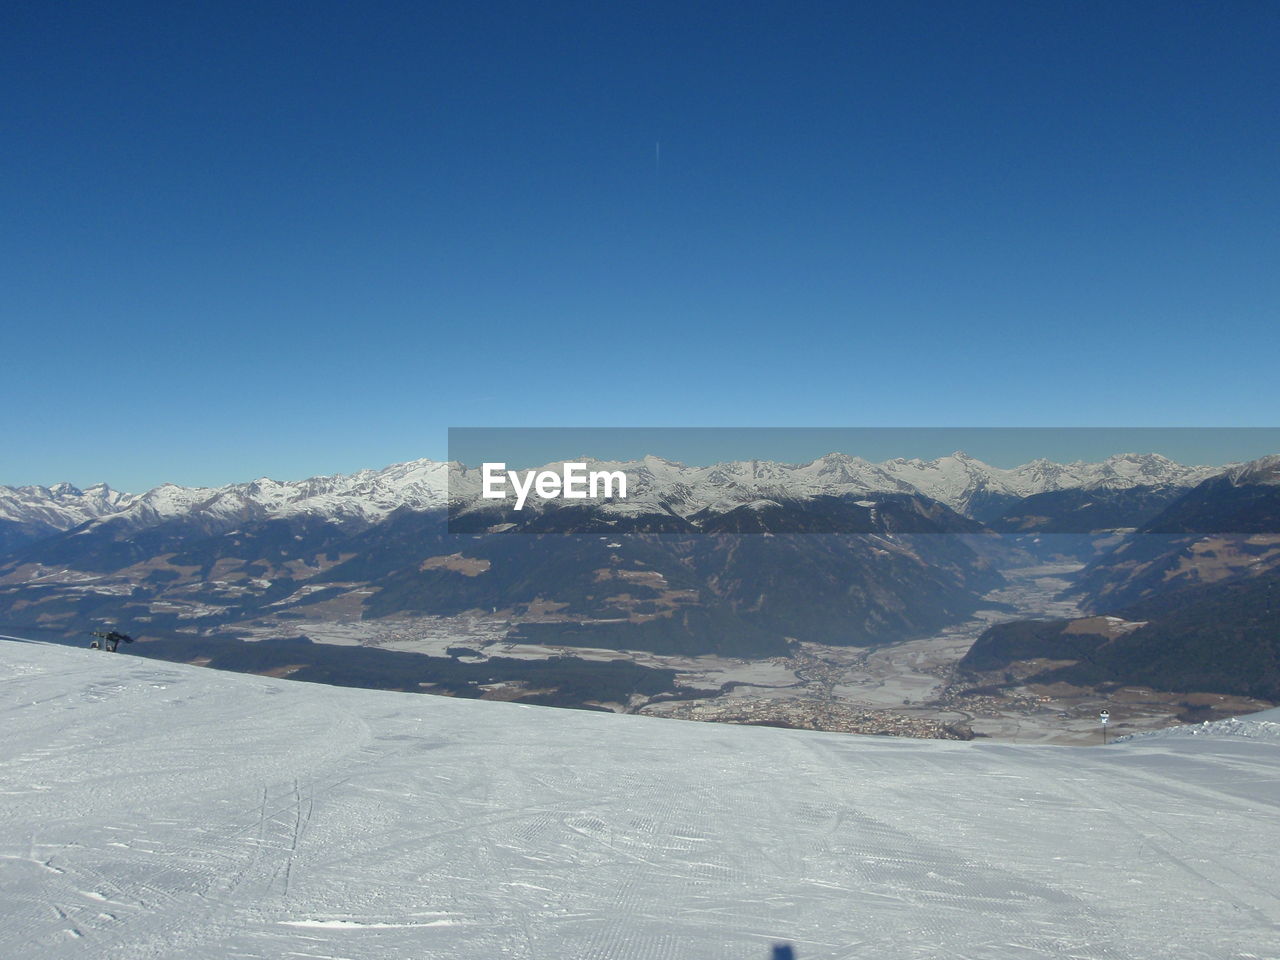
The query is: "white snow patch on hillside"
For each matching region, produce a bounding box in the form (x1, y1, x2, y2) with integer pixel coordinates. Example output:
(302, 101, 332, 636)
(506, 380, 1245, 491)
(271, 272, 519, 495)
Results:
(2, 640, 1279, 959)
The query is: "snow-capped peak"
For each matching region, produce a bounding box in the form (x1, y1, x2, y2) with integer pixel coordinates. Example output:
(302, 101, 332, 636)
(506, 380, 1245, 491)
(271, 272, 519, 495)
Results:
(0, 480, 138, 531)
(2, 450, 1247, 541)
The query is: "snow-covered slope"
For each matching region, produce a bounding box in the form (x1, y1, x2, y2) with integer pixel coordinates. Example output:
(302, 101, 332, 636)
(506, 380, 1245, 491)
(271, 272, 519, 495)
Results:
(3, 640, 1278, 960)
(1119, 709, 1280, 743)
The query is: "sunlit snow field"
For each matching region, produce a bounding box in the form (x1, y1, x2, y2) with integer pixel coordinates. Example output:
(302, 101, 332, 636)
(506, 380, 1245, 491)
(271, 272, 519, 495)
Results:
(2, 639, 1278, 960)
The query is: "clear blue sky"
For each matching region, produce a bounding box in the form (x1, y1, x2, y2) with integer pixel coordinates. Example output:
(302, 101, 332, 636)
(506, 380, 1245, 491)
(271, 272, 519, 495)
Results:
(3, 1, 1278, 491)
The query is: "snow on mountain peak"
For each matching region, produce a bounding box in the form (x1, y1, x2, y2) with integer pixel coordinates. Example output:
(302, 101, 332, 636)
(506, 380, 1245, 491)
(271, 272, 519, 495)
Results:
(2, 450, 1248, 539)
(0, 480, 140, 531)
(1222, 453, 1280, 486)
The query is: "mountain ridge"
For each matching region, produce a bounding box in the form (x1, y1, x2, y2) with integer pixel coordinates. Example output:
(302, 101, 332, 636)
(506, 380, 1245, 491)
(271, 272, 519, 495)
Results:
(1, 451, 1228, 549)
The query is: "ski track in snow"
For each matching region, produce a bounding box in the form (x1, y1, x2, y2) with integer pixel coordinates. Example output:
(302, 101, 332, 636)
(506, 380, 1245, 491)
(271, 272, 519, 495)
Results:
(1, 641, 1278, 960)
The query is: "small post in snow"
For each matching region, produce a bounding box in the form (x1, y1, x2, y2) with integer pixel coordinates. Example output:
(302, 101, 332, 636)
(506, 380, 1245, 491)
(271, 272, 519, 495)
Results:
(1099, 709, 1110, 745)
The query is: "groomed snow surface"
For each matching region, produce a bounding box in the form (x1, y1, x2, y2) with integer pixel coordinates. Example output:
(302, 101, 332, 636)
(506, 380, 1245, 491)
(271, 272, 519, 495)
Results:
(3, 641, 1278, 960)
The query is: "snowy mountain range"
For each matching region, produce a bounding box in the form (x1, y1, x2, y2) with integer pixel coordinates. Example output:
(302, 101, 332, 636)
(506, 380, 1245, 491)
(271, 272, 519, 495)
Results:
(0, 451, 1227, 548)
(456, 450, 1228, 525)
(0, 481, 137, 553)
(4, 451, 1273, 657)
(1, 451, 1277, 702)
(0, 460, 452, 550)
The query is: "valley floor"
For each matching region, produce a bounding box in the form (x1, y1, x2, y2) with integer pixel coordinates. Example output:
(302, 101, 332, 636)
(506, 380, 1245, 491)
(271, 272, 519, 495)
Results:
(3, 639, 1279, 960)
(228, 564, 1272, 744)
